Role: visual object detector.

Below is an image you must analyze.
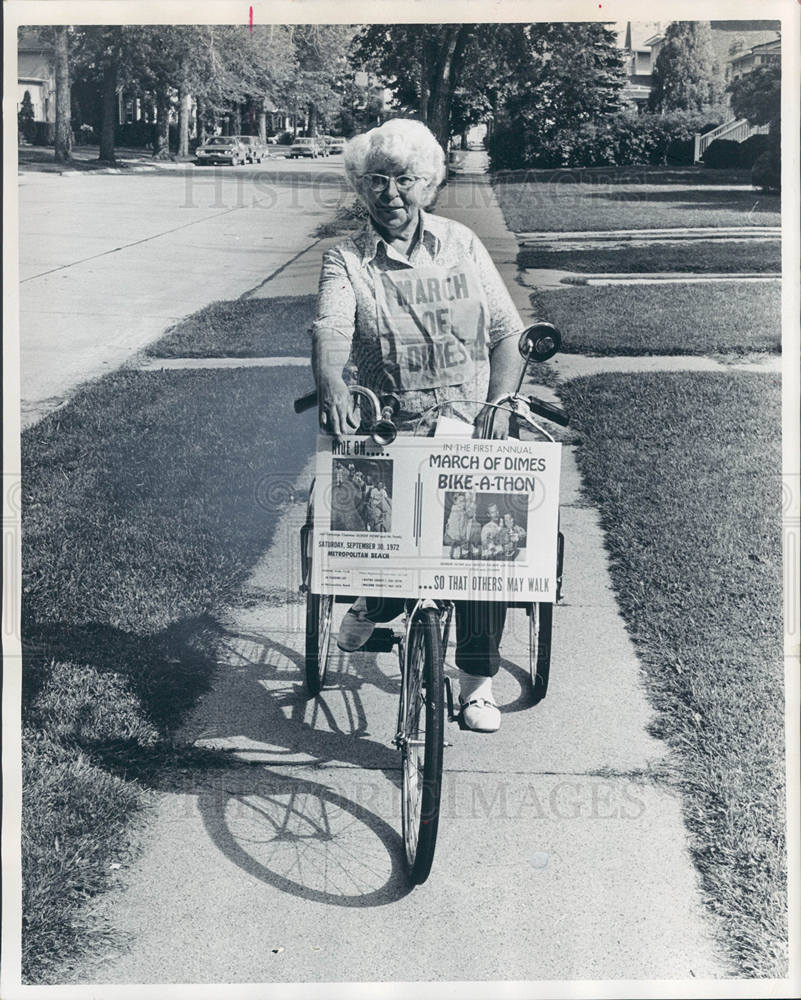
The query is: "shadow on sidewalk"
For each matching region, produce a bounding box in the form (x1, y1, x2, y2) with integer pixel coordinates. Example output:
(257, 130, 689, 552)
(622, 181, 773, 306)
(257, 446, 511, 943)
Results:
(181, 628, 414, 907)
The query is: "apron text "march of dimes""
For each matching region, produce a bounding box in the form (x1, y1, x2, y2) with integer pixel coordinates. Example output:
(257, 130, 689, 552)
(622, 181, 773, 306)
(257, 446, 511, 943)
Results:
(374, 261, 489, 392)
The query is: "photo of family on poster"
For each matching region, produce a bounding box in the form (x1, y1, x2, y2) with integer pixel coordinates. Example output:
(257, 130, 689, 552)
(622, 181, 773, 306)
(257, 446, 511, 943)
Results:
(330, 458, 393, 533)
(442, 491, 528, 562)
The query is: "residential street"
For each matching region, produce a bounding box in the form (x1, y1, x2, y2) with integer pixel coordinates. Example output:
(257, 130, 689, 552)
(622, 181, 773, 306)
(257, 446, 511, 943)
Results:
(10, 13, 794, 994)
(16, 154, 733, 986)
(18, 158, 348, 426)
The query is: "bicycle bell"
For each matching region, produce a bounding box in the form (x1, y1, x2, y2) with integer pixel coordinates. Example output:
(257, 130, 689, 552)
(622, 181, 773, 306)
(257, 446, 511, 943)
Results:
(371, 393, 400, 447)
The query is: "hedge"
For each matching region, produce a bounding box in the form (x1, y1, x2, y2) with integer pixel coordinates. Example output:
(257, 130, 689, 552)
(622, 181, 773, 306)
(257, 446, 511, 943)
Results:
(701, 138, 741, 169)
(739, 133, 772, 169)
(488, 111, 725, 171)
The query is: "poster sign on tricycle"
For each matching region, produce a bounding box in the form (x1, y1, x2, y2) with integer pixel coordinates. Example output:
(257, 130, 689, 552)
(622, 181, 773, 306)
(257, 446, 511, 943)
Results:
(311, 434, 561, 603)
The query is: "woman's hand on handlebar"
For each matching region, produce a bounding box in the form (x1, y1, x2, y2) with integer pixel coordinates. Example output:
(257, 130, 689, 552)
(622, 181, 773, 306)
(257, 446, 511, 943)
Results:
(318, 375, 359, 438)
(474, 404, 510, 440)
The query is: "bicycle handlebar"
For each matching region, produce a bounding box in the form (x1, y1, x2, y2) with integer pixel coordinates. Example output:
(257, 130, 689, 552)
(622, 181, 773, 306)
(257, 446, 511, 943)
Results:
(294, 390, 318, 414)
(527, 395, 570, 427)
(294, 385, 399, 446)
(295, 386, 570, 434)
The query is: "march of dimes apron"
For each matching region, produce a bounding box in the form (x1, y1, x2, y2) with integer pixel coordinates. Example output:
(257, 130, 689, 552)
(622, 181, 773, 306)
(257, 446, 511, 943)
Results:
(373, 260, 489, 394)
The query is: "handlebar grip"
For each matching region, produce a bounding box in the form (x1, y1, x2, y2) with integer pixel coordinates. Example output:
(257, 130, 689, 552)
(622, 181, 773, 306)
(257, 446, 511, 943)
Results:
(294, 390, 318, 414)
(528, 395, 570, 427)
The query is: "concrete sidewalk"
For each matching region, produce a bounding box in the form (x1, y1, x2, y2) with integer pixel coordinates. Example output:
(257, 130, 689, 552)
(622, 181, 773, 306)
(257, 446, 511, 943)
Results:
(64, 164, 729, 985)
(66, 446, 725, 985)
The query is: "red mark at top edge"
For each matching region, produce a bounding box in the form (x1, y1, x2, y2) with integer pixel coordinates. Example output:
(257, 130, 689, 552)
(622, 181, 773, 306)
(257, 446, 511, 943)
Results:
(249, 6, 254, 32)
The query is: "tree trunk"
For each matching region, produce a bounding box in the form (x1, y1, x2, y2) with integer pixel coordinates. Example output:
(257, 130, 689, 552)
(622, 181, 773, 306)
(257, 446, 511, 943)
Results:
(308, 102, 317, 136)
(99, 50, 118, 163)
(427, 26, 472, 152)
(419, 50, 429, 123)
(257, 110, 267, 142)
(178, 82, 191, 157)
(153, 89, 170, 158)
(54, 26, 72, 162)
(195, 96, 204, 142)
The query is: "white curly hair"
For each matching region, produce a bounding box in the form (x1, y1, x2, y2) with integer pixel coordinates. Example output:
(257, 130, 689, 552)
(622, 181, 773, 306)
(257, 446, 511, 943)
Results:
(343, 119, 446, 207)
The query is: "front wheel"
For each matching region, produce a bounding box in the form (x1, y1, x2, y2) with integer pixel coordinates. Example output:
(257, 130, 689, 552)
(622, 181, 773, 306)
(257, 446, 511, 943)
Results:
(528, 602, 553, 703)
(305, 591, 333, 696)
(401, 607, 444, 884)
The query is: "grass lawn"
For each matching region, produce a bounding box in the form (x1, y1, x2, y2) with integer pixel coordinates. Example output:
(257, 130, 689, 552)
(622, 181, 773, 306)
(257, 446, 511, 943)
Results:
(518, 240, 781, 274)
(496, 164, 756, 186)
(535, 281, 781, 355)
(21, 365, 317, 981)
(313, 197, 368, 238)
(493, 171, 781, 232)
(145, 295, 316, 358)
(559, 372, 785, 977)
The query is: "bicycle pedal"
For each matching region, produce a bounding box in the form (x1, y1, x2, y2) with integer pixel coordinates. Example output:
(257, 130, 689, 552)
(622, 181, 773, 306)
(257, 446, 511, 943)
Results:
(359, 627, 397, 653)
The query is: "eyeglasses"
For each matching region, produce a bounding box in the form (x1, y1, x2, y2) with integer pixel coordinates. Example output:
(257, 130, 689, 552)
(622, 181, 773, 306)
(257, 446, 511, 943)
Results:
(361, 173, 429, 193)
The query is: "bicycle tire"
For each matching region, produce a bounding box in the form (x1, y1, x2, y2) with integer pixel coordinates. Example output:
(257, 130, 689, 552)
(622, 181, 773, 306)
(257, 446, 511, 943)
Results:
(528, 602, 553, 703)
(401, 607, 444, 884)
(305, 591, 333, 696)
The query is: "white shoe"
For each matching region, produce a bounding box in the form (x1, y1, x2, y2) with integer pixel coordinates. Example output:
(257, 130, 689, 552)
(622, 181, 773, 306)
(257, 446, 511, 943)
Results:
(459, 696, 501, 733)
(457, 670, 500, 732)
(336, 598, 376, 652)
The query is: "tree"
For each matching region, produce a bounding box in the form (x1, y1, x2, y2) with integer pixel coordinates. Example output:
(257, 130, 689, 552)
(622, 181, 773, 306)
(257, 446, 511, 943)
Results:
(18, 90, 35, 143)
(172, 24, 296, 146)
(353, 24, 482, 149)
(508, 23, 625, 134)
(54, 27, 72, 160)
(98, 28, 122, 162)
(728, 62, 780, 132)
(70, 26, 136, 163)
(649, 22, 724, 113)
(282, 25, 356, 135)
(353, 23, 624, 152)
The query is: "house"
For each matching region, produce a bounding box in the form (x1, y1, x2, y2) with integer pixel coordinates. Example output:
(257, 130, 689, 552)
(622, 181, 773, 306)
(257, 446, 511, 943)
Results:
(708, 21, 781, 84)
(616, 21, 662, 111)
(17, 27, 55, 124)
(695, 26, 780, 160)
(729, 37, 781, 82)
(616, 19, 780, 113)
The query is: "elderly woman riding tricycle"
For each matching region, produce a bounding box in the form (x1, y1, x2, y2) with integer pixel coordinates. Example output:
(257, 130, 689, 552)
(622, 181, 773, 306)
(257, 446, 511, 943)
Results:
(297, 119, 568, 883)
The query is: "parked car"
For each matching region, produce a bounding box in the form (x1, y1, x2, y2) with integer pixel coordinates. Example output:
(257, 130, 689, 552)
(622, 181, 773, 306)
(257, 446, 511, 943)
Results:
(327, 136, 346, 155)
(289, 136, 322, 158)
(234, 135, 269, 163)
(195, 135, 249, 165)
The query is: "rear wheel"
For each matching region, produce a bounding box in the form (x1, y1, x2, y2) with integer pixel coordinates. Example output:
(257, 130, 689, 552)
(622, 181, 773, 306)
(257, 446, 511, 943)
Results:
(528, 602, 553, 703)
(305, 592, 333, 696)
(401, 607, 444, 884)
